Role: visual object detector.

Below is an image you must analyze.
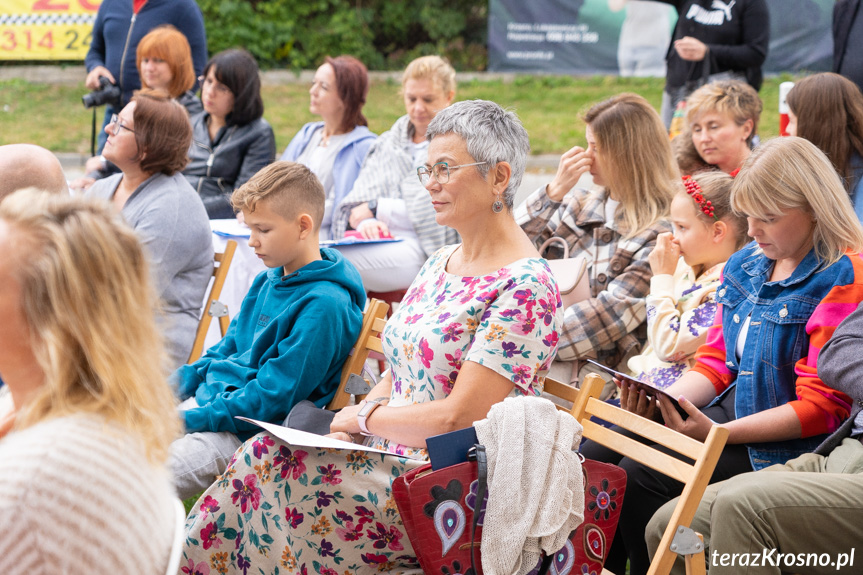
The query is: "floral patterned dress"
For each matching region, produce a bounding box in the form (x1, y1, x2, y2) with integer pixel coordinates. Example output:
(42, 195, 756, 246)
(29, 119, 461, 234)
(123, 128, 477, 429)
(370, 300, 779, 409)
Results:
(180, 244, 563, 575)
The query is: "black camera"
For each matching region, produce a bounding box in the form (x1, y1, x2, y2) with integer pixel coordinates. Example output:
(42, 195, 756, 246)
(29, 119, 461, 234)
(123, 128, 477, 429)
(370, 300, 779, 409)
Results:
(82, 76, 121, 109)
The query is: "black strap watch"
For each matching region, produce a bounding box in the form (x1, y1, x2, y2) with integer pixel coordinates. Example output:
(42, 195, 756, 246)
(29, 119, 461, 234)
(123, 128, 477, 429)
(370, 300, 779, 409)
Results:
(367, 199, 378, 217)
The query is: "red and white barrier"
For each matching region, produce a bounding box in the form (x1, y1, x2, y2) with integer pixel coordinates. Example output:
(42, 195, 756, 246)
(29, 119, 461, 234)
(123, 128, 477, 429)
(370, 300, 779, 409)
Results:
(779, 81, 794, 136)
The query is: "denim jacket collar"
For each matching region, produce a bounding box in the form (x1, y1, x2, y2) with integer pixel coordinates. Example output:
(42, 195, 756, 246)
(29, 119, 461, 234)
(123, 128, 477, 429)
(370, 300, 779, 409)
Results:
(740, 246, 822, 288)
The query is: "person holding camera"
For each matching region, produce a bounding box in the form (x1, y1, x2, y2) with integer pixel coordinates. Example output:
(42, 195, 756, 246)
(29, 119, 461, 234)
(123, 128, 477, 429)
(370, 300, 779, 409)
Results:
(84, 0, 207, 153)
(73, 25, 203, 192)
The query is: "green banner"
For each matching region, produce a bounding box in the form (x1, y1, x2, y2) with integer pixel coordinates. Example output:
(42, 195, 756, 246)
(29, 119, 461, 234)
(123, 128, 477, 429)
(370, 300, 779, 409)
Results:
(489, 0, 832, 75)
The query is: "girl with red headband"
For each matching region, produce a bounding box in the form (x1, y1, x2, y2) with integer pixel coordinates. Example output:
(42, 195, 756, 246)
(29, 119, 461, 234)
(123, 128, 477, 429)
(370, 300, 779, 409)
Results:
(627, 171, 748, 388)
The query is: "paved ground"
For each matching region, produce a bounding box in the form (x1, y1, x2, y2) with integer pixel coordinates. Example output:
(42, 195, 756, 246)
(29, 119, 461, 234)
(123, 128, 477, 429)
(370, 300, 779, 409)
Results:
(516, 169, 555, 206)
(1, 65, 532, 86)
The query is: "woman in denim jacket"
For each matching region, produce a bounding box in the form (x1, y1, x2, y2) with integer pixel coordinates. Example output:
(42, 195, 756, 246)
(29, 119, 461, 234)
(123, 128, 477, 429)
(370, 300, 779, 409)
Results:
(590, 137, 863, 575)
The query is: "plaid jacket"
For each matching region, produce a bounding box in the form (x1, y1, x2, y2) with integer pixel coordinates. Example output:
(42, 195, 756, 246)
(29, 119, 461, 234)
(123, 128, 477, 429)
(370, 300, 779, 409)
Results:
(516, 185, 672, 365)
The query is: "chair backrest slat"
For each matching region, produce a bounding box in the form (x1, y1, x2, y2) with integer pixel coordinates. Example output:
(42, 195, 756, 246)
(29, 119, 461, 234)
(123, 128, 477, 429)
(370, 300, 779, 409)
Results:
(585, 397, 705, 460)
(581, 419, 693, 484)
(366, 337, 384, 354)
(543, 377, 579, 410)
(327, 298, 389, 410)
(187, 240, 237, 364)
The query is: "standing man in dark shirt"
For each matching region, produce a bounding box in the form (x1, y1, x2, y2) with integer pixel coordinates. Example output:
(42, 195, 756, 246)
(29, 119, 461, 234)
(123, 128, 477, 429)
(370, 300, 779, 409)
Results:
(834, 0, 863, 94)
(656, 0, 770, 127)
(84, 0, 208, 152)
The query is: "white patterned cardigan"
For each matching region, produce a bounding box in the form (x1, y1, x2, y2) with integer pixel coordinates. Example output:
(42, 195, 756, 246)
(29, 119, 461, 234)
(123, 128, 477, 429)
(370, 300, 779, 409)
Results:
(331, 114, 459, 256)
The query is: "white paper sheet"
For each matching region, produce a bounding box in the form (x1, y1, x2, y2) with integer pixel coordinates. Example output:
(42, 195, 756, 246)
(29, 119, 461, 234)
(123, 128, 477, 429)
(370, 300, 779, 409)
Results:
(235, 417, 423, 459)
(210, 218, 251, 238)
(320, 237, 403, 246)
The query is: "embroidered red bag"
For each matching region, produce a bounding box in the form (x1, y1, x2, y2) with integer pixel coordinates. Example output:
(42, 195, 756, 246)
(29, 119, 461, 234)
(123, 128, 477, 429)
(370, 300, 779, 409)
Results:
(393, 455, 626, 575)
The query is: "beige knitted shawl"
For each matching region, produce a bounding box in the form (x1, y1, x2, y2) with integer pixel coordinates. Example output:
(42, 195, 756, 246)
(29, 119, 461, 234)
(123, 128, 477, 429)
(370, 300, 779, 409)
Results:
(474, 395, 585, 575)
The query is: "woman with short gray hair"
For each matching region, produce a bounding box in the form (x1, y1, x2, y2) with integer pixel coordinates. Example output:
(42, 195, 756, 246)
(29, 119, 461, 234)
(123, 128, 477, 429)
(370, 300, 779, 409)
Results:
(425, 98, 529, 210)
(181, 100, 564, 573)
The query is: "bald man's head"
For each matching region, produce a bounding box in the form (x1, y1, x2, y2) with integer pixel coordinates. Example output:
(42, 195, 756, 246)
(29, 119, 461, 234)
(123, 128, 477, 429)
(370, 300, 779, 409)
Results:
(0, 144, 68, 200)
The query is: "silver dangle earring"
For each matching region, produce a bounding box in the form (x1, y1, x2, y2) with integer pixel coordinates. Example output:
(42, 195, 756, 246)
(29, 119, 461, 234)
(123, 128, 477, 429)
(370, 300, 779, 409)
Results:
(492, 195, 504, 213)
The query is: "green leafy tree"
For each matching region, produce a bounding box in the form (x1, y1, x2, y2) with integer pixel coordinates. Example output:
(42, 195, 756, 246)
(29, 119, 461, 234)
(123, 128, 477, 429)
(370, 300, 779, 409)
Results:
(195, 0, 487, 70)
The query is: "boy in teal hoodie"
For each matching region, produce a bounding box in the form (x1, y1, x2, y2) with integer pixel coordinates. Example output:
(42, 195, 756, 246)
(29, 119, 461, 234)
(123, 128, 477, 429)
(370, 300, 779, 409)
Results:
(170, 161, 365, 498)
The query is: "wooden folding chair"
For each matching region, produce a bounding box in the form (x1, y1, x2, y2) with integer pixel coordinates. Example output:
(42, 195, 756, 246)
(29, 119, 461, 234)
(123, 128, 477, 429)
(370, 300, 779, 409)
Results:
(542, 376, 580, 411)
(327, 298, 389, 410)
(366, 289, 405, 371)
(187, 240, 237, 364)
(570, 374, 727, 575)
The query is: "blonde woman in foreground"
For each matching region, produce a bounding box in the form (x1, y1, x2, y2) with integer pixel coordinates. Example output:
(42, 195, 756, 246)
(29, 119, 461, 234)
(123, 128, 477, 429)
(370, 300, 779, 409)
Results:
(0, 190, 181, 574)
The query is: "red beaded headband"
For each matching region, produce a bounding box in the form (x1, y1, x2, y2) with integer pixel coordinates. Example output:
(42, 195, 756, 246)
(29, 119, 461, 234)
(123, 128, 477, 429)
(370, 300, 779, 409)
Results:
(682, 175, 719, 221)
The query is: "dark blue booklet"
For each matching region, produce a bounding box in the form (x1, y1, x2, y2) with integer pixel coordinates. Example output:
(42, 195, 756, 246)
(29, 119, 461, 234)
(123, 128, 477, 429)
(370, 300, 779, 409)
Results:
(426, 426, 478, 470)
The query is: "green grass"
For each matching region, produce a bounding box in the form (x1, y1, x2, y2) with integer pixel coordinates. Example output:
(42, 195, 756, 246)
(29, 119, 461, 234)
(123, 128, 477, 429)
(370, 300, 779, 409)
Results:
(0, 74, 800, 156)
(0, 78, 98, 153)
(184, 492, 203, 515)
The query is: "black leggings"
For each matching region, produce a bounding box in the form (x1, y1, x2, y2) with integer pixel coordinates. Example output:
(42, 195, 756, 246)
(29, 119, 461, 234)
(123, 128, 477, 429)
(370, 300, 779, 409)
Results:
(578, 388, 753, 575)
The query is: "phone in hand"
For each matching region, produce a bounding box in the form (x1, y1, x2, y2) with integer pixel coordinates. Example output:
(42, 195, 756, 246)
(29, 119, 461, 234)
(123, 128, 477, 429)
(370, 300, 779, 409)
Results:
(426, 427, 478, 470)
(586, 359, 689, 419)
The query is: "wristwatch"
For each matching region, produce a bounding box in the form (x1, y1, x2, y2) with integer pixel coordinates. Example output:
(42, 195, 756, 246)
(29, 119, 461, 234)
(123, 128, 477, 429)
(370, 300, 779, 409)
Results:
(367, 199, 378, 217)
(357, 398, 386, 436)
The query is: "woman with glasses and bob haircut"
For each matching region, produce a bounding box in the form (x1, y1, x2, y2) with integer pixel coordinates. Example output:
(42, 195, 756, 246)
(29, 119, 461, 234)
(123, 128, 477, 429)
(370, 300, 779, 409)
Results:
(518, 93, 677, 379)
(596, 136, 863, 575)
(280, 54, 376, 239)
(87, 89, 213, 370)
(180, 100, 563, 573)
(185, 48, 276, 219)
(0, 189, 181, 574)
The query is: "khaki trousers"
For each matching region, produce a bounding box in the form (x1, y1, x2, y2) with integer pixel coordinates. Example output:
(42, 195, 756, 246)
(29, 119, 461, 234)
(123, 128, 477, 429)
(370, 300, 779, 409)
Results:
(646, 437, 863, 575)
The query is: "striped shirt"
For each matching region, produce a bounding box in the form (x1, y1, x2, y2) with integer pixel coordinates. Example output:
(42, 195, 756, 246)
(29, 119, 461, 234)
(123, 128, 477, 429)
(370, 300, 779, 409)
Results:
(0, 415, 176, 574)
(332, 114, 459, 256)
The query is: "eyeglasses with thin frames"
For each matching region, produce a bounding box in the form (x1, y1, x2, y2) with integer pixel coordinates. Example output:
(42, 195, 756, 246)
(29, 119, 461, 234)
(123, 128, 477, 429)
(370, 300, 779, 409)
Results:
(417, 161, 488, 186)
(109, 114, 135, 134)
